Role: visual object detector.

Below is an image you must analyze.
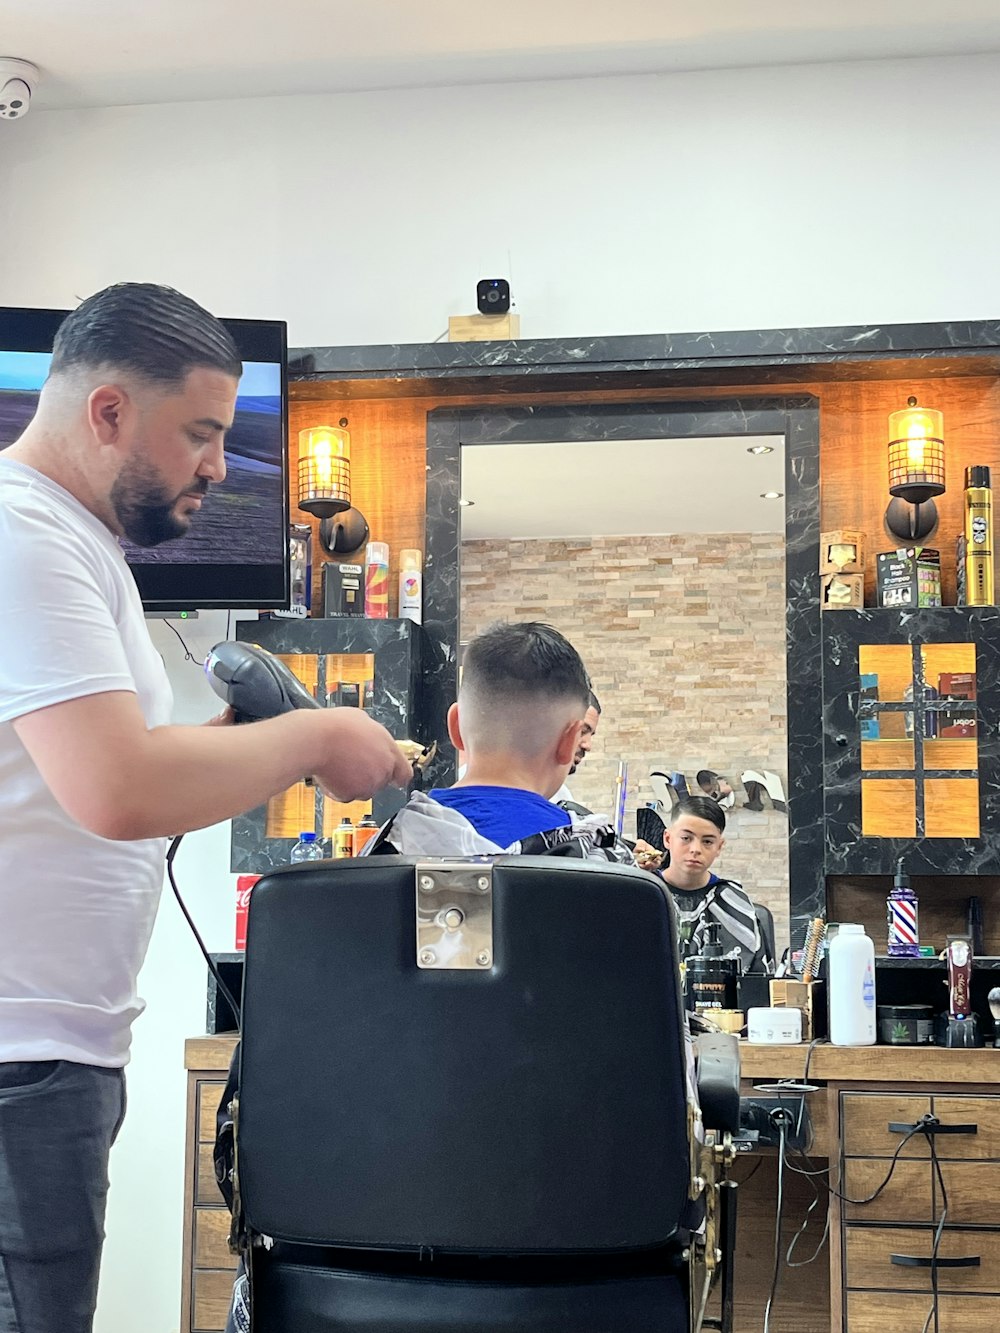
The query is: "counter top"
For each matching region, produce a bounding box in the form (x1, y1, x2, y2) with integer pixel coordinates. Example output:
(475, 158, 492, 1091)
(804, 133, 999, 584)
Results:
(186, 1034, 1000, 1083)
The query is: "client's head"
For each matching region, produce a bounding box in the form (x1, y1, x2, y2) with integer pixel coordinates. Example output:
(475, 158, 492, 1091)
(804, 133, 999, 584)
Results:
(663, 795, 726, 890)
(449, 621, 591, 798)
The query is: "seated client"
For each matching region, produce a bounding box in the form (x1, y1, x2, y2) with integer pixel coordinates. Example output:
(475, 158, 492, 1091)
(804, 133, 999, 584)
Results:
(371, 620, 629, 862)
(659, 795, 771, 973)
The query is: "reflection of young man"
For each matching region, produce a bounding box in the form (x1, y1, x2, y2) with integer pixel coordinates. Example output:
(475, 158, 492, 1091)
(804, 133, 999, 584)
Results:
(659, 796, 769, 972)
(553, 691, 601, 805)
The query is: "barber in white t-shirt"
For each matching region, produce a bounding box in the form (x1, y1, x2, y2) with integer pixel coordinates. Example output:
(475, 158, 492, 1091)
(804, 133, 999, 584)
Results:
(0, 283, 411, 1333)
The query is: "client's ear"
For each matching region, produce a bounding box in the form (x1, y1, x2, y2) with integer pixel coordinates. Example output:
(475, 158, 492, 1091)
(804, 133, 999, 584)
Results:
(555, 718, 583, 767)
(446, 703, 465, 752)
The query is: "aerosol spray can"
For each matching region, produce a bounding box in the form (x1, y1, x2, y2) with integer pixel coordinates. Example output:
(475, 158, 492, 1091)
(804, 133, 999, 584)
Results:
(333, 817, 355, 858)
(963, 466, 994, 606)
(887, 857, 920, 957)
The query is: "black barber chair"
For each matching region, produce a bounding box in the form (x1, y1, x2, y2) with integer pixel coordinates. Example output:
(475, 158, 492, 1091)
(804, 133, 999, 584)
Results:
(232, 856, 740, 1332)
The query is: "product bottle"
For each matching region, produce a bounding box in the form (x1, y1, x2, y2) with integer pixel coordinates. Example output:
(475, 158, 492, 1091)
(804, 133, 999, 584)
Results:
(828, 923, 876, 1046)
(364, 541, 390, 618)
(352, 814, 380, 856)
(399, 548, 423, 624)
(887, 858, 919, 957)
(290, 831, 323, 864)
(964, 465, 994, 606)
(333, 816, 355, 858)
(684, 923, 740, 1014)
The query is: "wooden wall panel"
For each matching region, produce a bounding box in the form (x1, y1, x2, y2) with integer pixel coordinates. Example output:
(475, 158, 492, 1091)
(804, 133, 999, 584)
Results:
(288, 394, 430, 614)
(817, 376, 1000, 606)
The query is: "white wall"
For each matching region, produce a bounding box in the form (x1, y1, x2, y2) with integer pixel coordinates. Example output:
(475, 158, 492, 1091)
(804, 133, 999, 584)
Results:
(2, 53, 1000, 350)
(2, 52, 1000, 1333)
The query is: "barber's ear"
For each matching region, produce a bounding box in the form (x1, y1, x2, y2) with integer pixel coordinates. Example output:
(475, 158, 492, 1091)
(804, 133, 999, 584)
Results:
(555, 719, 583, 767)
(446, 703, 464, 753)
(87, 385, 131, 447)
(663, 828, 672, 853)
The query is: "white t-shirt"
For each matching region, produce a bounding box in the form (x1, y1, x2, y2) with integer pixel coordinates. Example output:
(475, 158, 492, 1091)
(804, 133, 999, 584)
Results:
(0, 459, 173, 1067)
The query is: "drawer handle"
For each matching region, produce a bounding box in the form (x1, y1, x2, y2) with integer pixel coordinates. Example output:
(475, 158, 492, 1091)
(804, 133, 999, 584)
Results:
(890, 1254, 981, 1270)
(887, 1121, 978, 1137)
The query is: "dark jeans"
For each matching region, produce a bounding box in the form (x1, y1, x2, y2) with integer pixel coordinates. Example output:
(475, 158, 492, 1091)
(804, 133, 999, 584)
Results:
(0, 1060, 126, 1333)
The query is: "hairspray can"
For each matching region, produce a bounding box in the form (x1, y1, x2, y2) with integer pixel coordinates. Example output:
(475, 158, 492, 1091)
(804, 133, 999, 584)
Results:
(964, 465, 994, 606)
(399, 549, 423, 624)
(364, 541, 390, 618)
(333, 817, 355, 858)
(887, 857, 919, 957)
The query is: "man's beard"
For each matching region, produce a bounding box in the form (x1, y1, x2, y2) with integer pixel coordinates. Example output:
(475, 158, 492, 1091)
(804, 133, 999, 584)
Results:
(110, 454, 208, 548)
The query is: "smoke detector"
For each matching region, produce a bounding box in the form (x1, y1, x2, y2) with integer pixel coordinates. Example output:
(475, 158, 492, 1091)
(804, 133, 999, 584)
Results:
(0, 59, 39, 120)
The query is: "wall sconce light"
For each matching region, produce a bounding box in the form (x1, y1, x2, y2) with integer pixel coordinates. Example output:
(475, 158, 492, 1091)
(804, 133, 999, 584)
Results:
(297, 419, 370, 554)
(885, 396, 945, 542)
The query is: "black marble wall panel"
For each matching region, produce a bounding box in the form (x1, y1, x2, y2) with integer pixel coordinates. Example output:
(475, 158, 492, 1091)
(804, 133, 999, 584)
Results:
(823, 605, 1000, 877)
(230, 617, 421, 873)
(289, 322, 1000, 386)
(423, 398, 822, 948)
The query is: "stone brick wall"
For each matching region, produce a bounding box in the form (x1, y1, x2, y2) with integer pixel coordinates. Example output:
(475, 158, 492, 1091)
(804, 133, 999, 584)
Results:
(460, 533, 790, 949)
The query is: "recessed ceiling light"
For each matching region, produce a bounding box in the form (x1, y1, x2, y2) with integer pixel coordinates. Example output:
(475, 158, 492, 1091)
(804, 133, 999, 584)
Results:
(747, 444, 774, 455)
(760, 491, 784, 500)
(459, 498, 475, 507)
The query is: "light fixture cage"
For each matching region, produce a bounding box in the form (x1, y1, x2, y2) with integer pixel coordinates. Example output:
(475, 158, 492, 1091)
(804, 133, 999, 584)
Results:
(887, 403, 945, 504)
(298, 425, 351, 518)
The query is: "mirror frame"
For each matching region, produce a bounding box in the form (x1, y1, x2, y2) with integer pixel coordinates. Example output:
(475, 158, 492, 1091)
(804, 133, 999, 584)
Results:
(422, 396, 821, 950)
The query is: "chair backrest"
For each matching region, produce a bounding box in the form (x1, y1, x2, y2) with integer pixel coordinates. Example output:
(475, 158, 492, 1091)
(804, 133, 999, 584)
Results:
(753, 901, 776, 967)
(237, 856, 692, 1257)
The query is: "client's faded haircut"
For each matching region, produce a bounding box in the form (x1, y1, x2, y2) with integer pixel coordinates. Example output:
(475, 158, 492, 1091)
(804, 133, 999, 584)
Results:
(459, 622, 591, 755)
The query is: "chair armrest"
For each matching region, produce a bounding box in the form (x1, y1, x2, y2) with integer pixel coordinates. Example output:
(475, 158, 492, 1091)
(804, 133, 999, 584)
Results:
(693, 1031, 740, 1134)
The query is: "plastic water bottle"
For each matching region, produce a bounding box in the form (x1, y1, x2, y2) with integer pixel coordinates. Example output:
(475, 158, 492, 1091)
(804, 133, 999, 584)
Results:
(290, 832, 323, 864)
(828, 923, 876, 1046)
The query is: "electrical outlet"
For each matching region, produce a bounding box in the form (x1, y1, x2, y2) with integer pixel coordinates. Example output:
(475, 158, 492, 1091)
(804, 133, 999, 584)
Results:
(739, 1095, 810, 1150)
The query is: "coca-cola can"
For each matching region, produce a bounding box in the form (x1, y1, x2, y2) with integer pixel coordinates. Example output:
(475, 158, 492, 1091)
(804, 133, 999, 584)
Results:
(235, 875, 261, 950)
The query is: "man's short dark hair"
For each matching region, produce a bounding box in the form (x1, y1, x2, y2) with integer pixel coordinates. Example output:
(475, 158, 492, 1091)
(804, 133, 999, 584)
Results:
(49, 282, 242, 387)
(589, 690, 602, 714)
(462, 621, 590, 708)
(672, 794, 726, 834)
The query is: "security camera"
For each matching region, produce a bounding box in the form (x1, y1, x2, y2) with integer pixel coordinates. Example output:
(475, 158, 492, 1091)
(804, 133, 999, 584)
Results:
(0, 59, 39, 121)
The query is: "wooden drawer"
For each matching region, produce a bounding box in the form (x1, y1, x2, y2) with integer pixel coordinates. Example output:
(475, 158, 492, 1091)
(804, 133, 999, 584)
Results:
(843, 1158, 1000, 1225)
(847, 1291, 1000, 1332)
(196, 1142, 222, 1205)
(198, 1079, 227, 1143)
(842, 1158, 932, 1222)
(929, 1097, 1000, 1158)
(842, 1095, 932, 1157)
(192, 1268, 236, 1332)
(845, 1226, 1000, 1294)
(843, 1093, 1000, 1160)
(194, 1207, 238, 1270)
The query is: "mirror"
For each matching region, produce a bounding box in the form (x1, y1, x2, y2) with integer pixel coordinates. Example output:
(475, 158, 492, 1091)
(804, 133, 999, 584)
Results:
(458, 434, 790, 948)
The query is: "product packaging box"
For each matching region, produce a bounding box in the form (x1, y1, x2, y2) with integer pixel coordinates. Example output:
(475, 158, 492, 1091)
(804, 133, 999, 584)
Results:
(322, 562, 364, 617)
(859, 672, 880, 740)
(938, 671, 978, 738)
(821, 572, 864, 610)
(876, 547, 942, 608)
(820, 529, 866, 576)
(769, 979, 827, 1042)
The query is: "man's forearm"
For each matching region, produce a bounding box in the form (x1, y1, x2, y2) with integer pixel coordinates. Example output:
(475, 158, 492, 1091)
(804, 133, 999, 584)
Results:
(106, 710, 322, 839)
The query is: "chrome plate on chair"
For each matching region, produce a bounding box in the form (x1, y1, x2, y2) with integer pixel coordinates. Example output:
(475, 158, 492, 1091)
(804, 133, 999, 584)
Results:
(415, 862, 494, 970)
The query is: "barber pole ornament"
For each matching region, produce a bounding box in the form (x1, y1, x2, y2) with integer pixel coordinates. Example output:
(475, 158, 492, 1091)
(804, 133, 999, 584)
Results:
(887, 858, 920, 957)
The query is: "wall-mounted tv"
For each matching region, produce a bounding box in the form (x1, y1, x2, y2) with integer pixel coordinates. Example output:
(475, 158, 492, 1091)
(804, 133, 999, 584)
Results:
(0, 305, 290, 611)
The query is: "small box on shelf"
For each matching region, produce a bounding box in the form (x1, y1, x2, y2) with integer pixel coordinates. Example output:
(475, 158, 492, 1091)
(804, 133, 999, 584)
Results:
(821, 571, 864, 610)
(876, 547, 942, 608)
(820, 529, 866, 576)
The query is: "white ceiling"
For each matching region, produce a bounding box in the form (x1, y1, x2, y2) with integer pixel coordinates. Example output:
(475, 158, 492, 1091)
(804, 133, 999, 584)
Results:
(4, 0, 1000, 111)
(459, 436, 785, 541)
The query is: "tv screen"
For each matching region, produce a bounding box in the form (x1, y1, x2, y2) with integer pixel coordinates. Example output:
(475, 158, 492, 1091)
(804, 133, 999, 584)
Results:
(0, 306, 290, 611)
